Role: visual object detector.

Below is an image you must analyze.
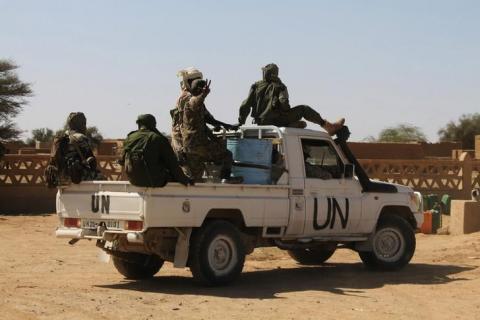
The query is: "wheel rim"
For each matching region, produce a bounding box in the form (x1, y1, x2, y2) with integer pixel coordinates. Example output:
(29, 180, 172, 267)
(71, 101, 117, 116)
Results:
(207, 235, 237, 276)
(373, 227, 405, 262)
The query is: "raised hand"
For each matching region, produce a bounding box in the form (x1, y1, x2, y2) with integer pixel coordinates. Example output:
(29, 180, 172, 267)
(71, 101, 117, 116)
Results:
(202, 79, 212, 97)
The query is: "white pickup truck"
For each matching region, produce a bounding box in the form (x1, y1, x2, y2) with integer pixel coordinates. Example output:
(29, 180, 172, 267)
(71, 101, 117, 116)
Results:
(56, 126, 423, 285)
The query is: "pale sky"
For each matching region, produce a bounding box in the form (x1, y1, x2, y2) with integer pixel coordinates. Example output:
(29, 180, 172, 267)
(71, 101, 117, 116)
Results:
(2, 0, 479, 141)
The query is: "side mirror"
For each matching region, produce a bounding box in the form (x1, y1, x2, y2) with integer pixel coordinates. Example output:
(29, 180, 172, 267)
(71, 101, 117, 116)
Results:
(344, 163, 354, 178)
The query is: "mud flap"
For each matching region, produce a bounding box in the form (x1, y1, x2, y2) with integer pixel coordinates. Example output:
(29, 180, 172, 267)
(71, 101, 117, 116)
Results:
(174, 228, 192, 268)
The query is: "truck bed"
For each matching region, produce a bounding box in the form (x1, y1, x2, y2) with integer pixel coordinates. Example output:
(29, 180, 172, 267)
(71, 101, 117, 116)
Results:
(57, 181, 291, 230)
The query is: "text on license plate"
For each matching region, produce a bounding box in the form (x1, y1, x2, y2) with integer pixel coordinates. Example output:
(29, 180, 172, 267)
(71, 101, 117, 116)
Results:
(82, 220, 120, 229)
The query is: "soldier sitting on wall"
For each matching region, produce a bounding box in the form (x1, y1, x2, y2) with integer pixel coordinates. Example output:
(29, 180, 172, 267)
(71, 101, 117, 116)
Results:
(44, 112, 104, 188)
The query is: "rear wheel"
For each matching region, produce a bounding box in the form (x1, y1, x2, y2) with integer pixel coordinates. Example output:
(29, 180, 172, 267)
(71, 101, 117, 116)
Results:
(359, 215, 415, 270)
(189, 220, 245, 286)
(288, 243, 337, 265)
(112, 252, 164, 279)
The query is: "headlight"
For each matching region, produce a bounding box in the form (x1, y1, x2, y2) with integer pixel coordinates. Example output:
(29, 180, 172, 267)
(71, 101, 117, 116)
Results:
(410, 192, 423, 212)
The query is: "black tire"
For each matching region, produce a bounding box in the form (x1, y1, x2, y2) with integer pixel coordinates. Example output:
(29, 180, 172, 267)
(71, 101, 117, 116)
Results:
(359, 214, 416, 271)
(287, 243, 337, 265)
(189, 220, 246, 286)
(112, 252, 164, 279)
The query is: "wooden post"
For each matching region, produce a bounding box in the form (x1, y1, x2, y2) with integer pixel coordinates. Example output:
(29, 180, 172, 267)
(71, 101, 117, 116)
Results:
(475, 135, 480, 160)
(459, 152, 472, 200)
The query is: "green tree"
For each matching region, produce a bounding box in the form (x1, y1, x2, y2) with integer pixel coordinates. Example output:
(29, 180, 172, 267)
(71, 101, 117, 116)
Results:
(373, 124, 427, 143)
(0, 60, 32, 140)
(85, 126, 103, 147)
(26, 128, 54, 146)
(438, 113, 480, 149)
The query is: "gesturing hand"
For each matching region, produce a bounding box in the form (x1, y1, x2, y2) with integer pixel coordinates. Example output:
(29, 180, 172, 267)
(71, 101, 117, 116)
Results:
(202, 79, 212, 97)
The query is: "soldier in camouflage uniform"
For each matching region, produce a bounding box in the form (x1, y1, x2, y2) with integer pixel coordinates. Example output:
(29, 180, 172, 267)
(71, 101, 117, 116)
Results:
(171, 68, 238, 163)
(171, 67, 204, 162)
(44, 112, 103, 188)
(238, 63, 344, 135)
(175, 78, 240, 182)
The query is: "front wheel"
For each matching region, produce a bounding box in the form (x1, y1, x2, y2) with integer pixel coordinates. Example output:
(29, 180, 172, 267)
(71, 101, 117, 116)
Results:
(288, 243, 337, 265)
(112, 252, 164, 279)
(359, 215, 416, 270)
(189, 221, 246, 286)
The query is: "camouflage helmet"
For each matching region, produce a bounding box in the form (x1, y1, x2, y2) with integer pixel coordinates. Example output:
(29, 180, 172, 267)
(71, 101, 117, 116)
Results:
(136, 114, 157, 130)
(177, 67, 203, 90)
(67, 112, 87, 133)
(262, 63, 279, 82)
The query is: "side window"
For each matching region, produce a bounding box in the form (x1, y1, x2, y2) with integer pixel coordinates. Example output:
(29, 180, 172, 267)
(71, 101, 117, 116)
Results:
(301, 139, 343, 179)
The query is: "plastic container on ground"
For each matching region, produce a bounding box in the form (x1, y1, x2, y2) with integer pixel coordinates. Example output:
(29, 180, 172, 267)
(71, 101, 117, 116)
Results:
(227, 138, 273, 184)
(421, 211, 433, 234)
(441, 194, 452, 214)
(431, 209, 441, 232)
(423, 194, 440, 211)
(420, 209, 441, 234)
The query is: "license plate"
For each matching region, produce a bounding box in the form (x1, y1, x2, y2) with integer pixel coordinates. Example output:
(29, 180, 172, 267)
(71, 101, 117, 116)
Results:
(82, 219, 121, 230)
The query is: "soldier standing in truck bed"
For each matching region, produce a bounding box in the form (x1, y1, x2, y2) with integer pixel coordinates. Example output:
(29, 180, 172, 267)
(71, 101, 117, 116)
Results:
(238, 63, 344, 135)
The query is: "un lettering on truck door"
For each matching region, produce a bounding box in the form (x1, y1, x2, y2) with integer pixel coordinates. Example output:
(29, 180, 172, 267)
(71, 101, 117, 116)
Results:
(303, 195, 360, 236)
(313, 197, 349, 230)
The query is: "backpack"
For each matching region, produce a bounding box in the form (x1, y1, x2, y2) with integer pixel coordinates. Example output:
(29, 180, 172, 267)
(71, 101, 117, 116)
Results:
(46, 133, 98, 187)
(123, 131, 158, 187)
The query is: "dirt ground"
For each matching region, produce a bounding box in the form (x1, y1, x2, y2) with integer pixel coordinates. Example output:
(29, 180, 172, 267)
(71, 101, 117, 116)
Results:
(0, 214, 479, 320)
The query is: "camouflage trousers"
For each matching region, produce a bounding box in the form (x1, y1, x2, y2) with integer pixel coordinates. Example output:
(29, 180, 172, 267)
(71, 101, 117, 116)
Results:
(257, 105, 326, 127)
(183, 139, 233, 181)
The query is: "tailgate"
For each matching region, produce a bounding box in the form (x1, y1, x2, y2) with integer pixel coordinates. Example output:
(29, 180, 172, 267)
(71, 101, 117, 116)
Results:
(58, 190, 144, 220)
(56, 188, 145, 238)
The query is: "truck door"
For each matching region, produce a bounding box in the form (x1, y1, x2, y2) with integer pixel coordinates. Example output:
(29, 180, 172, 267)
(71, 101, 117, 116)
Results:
(300, 138, 363, 236)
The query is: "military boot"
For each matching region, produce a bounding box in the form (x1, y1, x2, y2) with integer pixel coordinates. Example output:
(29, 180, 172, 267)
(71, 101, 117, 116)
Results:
(322, 118, 345, 136)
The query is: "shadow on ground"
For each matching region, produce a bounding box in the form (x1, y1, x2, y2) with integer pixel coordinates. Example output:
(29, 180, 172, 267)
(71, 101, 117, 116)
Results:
(0, 213, 53, 217)
(96, 262, 475, 299)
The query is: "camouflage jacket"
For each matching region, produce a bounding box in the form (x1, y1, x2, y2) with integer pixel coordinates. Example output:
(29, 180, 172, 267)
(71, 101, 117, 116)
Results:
(238, 78, 290, 125)
(174, 90, 222, 153)
(48, 130, 100, 184)
(170, 107, 183, 156)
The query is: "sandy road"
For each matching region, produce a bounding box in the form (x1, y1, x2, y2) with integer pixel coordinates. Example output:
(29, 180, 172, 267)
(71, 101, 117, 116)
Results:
(0, 214, 479, 320)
